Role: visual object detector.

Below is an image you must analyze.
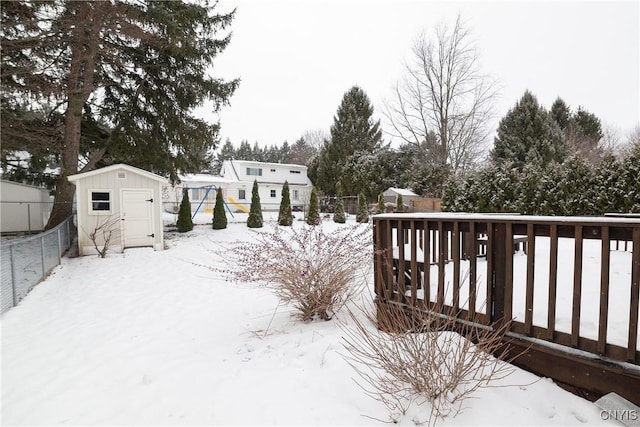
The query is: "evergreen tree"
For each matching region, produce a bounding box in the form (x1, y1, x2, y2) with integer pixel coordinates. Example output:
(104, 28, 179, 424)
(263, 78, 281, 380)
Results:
(247, 180, 263, 228)
(212, 188, 227, 230)
(396, 194, 404, 213)
(619, 146, 640, 213)
(492, 91, 568, 169)
(213, 138, 236, 174)
(316, 86, 383, 196)
(356, 193, 369, 223)
(333, 183, 346, 223)
(2, 1, 239, 229)
(306, 187, 321, 225)
(278, 181, 293, 226)
(176, 189, 194, 232)
(550, 97, 571, 130)
(377, 193, 386, 214)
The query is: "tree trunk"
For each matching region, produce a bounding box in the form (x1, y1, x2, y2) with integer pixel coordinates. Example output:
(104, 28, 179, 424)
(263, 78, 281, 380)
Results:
(45, 2, 101, 229)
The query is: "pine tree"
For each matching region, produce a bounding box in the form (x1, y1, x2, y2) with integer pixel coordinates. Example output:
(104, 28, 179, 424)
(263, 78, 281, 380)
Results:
(247, 180, 263, 228)
(247, 180, 262, 228)
(356, 193, 369, 223)
(491, 91, 568, 169)
(316, 86, 383, 196)
(3, 1, 239, 229)
(333, 198, 346, 223)
(278, 181, 293, 226)
(396, 194, 404, 213)
(176, 189, 194, 232)
(212, 187, 227, 230)
(377, 193, 386, 214)
(306, 187, 320, 225)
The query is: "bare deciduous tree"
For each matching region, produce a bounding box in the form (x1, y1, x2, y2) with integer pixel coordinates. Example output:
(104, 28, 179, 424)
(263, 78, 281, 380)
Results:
(86, 215, 121, 258)
(384, 15, 498, 177)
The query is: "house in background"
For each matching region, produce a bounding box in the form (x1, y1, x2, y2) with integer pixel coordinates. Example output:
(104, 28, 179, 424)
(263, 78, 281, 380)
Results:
(168, 160, 313, 214)
(0, 180, 52, 234)
(68, 164, 167, 256)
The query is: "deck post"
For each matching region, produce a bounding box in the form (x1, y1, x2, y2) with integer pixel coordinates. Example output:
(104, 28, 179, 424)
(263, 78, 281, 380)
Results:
(491, 223, 507, 324)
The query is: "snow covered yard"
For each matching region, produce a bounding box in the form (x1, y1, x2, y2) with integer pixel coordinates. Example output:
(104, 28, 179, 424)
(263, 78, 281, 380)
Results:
(1, 213, 615, 426)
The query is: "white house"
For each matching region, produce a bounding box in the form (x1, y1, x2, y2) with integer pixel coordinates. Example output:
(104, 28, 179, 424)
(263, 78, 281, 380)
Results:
(0, 180, 52, 234)
(68, 164, 167, 256)
(169, 160, 313, 214)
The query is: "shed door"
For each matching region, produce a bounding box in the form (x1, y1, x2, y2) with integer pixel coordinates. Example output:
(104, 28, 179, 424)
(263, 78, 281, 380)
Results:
(121, 189, 154, 248)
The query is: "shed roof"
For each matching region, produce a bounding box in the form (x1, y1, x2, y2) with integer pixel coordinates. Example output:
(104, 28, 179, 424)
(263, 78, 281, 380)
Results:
(67, 164, 168, 184)
(384, 187, 418, 197)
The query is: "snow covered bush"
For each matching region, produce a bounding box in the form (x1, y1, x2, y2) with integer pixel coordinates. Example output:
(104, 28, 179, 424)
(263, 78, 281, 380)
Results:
(212, 188, 227, 230)
(177, 189, 194, 232)
(306, 187, 320, 225)
(247, 180, 263, 228)
(217, 223, 371, 321)
(341, 301, 517, 425)
(355, 193, 369, 223)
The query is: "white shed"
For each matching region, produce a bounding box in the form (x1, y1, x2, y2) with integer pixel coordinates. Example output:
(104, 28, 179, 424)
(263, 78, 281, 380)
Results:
(383, 187, 419, 206)
(0, 180, 52, 234)
(68, 164, 168, 256)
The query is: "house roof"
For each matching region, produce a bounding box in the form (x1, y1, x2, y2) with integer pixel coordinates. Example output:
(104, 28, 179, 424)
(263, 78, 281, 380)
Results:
(384, 187, 418, 197)
(67, 164, 169, 184)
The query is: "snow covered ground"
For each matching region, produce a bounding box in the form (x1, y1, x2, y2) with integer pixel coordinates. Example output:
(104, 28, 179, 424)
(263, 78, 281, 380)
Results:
(1, 212, 618, 426)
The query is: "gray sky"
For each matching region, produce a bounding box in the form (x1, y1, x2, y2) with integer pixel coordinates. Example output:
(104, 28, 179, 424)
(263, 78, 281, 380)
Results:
(207, 0, 640, 150)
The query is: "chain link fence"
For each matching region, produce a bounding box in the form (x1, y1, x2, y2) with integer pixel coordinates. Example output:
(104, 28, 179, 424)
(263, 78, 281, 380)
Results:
(1, 216, 75, 314)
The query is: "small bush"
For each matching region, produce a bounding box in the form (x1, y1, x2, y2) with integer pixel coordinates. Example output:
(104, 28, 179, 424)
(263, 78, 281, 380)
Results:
(216, 224, 372, 321)
(212, 188, 227, 230)
(248, 180, 263, 228)
(377, 193, 385, 214)
(396, 193, 404, 213)
(341, 301, 518, 425)
(278, 181, 293, 226)
(355, 193, 369, 223)
(306, 187, 320, 225)
(334, 197, 346, 223)
(177, 189, 194, 232)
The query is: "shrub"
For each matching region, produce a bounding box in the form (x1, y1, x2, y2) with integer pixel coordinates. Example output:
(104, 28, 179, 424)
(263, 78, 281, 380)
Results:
(396, 193, 404, 213)
(247, 179, 263, 228)
(212, 187, 227, 230)
(216, 224, 372, 321)
(278, 181, 293, 226)
(355, 193, 369, 223)
(377, 193, 385, 214)
(333, 197, 346, 223)
(306, 187, 320, 225)
(177, 189, 194, 232)
(341, 301, 517, 425)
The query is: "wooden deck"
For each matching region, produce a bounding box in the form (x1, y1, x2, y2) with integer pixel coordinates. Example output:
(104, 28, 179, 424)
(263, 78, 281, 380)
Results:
(373, 213, 640, 405)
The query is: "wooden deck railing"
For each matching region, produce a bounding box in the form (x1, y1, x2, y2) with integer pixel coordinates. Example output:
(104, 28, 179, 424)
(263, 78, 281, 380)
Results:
(373, 213, 640, 404)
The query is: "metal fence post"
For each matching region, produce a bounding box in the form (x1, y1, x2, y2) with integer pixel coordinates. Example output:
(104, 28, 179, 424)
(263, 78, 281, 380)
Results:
(57, 228, 62, 262)
(10, 245, 17, 307)
(41, 235, 46, 278)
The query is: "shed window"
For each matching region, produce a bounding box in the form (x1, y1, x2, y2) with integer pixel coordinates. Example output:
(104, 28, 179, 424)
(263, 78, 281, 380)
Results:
(247, 167, 262, 176)
(89, 191, 112, 214)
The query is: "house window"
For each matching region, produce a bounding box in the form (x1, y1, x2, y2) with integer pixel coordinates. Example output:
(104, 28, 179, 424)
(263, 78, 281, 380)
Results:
(247, 167, 262, 176)
(192, 188, 200, 200)
(292, 189, 299, 201)
(89, 191, 112, 214)
(270, 189, 276, 198)
(239, 189, 246, 200)
(290, 170, 301, 174)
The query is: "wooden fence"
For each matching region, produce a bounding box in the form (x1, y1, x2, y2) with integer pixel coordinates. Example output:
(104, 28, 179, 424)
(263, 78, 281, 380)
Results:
(373, 213, 640, 404)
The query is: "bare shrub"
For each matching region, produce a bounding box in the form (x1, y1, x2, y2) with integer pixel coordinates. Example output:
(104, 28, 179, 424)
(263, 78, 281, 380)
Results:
(87, 215, 121, 258)
(341, 300, 521, 425)
(215, 223, 372, 321)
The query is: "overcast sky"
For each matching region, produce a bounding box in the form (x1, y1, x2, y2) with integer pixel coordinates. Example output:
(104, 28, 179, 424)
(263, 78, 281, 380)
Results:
(206, 0, 639, 151)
